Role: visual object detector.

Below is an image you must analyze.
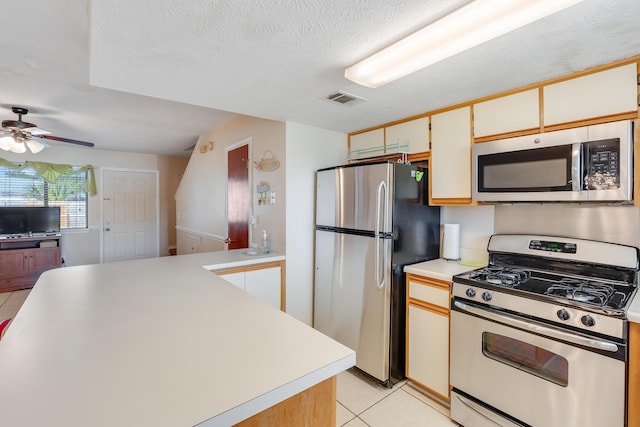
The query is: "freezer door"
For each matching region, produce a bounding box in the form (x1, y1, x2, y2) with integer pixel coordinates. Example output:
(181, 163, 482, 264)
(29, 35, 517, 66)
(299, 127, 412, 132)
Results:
(316, 164, 392, 233)
(314, 229, 392, 382)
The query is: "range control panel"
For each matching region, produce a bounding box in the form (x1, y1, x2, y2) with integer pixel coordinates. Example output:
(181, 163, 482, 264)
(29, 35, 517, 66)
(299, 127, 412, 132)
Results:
(529, 240, 577, 254)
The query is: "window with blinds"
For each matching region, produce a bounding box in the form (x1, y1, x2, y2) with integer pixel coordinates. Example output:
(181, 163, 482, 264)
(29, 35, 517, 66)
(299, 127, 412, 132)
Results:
(0, 166, 88, 229)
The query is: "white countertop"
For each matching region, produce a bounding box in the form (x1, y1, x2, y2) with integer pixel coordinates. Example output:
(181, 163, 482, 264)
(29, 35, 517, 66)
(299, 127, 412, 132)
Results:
(405, 259, 640, 327)
(627, 293, 640, 323)
(404, 258, 482, 281)
(0, 251, 354, 427)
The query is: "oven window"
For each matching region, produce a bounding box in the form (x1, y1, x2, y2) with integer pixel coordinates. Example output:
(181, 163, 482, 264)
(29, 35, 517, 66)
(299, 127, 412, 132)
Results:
(482, 332, 568, 387)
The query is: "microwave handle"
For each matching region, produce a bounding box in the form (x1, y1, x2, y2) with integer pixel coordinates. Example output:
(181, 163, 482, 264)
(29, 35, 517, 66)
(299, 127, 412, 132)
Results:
(571, 142, 582, 191)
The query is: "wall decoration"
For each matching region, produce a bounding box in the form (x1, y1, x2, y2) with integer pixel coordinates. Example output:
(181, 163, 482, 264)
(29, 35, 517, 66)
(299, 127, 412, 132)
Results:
(254, 150, 280, 171)
(199, 141, 214, 154)
(257, 181, 270, 205)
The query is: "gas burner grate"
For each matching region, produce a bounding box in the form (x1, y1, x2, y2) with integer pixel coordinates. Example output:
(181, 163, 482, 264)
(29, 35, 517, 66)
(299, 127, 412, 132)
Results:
(545, 279, 627, 308)
(469, 266, 531, 288)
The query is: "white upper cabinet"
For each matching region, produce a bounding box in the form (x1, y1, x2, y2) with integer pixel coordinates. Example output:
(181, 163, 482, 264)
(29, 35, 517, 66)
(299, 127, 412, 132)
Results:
(431, 106, 472, 201)
(349, 128, 384, 160)
(474, 89, 540, 138)
(544, 63, 637, 126)
(385, 117, 429, 154)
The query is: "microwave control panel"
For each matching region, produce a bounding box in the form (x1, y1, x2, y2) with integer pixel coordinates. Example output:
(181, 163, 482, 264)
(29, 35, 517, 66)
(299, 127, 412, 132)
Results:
(585, 138, 620, 190)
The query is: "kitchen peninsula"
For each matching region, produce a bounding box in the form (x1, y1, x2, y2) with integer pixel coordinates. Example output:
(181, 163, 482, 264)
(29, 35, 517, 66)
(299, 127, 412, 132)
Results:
(0, 250, 355, 427)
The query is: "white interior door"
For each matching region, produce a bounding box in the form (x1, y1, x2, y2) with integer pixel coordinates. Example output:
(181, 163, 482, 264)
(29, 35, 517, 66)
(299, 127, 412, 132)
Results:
(102, 169, 159, 263)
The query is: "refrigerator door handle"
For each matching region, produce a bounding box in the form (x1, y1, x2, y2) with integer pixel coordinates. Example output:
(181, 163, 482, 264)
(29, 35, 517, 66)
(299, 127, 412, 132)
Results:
(375, 181, 387, 289)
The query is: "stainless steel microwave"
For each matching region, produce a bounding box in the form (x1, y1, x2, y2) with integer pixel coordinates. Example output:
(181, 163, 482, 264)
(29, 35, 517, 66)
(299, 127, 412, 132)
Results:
(472, 120, 633, 202)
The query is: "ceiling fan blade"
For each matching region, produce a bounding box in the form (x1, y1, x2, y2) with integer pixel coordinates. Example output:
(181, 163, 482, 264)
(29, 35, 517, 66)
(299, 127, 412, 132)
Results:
(27, 127, 51, 136)
(36, 134, 95, 147)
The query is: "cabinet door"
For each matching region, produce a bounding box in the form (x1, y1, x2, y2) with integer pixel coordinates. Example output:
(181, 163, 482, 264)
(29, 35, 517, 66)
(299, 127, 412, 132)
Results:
(245, 267, 281, 310)
(544, 63, 637, 126)
(177, 231, 201, 254)
(218, 272, 245, 289)
(474, 89, 540, 138)
(0, 250, 29, 278)
(385, 117, 429, 154)
(407, 304, 449, 399)
(28, 247, 60, 274)
(409, 280, 449, 308)
(431, 106, 472, 201)
(349, 128, 385, 160)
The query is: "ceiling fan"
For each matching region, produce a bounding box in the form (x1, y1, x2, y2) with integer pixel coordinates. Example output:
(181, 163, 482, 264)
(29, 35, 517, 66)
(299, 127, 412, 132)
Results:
(0, 106, 95, 153)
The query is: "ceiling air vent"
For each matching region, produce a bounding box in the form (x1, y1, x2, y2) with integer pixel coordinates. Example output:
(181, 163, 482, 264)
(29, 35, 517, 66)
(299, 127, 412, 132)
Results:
(324, 90, 367, 106)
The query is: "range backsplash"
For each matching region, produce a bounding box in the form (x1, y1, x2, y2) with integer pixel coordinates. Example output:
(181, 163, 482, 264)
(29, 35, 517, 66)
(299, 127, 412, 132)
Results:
(494, 204, 640, 247)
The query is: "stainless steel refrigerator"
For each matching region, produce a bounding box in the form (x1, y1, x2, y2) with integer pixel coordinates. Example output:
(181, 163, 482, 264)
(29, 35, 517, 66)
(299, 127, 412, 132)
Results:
(314, 161, 440, 386)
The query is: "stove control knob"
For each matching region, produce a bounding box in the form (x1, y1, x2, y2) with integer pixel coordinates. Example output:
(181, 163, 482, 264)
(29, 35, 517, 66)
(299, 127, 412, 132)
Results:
(482, 292, 492, 302)
(581, 315, 596, 327)
(466, 288, 476, 298)
(556, 309, 570, 321)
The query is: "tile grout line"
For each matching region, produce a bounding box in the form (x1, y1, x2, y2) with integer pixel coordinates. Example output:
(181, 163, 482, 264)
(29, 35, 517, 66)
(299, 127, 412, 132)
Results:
(352, 386, 404, 417)
(400, 384, 452, 419)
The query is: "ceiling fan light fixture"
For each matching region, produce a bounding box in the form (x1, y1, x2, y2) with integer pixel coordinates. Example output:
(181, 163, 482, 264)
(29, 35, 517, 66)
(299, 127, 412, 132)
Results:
(344, 0, 584, 88)
(25, 139, 46, 154)
(0, 136, 14, 151)
(8, 138, 27, 154)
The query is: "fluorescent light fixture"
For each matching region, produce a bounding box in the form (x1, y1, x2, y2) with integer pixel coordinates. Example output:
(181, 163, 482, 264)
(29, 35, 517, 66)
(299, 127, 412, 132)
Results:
(344, 0, 584, 88)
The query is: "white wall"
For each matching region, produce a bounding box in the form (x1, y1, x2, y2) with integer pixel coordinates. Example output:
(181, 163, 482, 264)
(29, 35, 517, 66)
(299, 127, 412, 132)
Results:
(176, 115, 286, 251)
(441, 205, 495, 264)
(1, 145, 184, 266)
(285, 122, 347, 325)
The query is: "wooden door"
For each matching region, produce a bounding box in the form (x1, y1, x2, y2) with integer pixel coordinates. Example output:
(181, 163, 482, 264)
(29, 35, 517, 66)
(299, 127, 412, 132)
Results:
(102, 170, 159, 263)
(227, 144, 249, 250)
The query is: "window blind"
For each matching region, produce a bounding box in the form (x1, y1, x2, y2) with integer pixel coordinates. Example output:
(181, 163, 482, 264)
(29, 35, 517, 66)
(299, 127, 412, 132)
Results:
(0, 166, 88, 229)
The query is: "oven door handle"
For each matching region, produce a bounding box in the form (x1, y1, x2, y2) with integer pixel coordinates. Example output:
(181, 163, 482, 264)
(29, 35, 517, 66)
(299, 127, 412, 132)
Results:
(453, 300, 619, 353)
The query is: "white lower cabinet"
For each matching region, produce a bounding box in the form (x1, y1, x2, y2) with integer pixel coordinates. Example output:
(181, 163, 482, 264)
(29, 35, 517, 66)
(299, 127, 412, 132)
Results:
(244, 267, 281, 310)
(408, 305, 449, 398)
(216, 263, 283, 310)
(406, 274, 451, 401)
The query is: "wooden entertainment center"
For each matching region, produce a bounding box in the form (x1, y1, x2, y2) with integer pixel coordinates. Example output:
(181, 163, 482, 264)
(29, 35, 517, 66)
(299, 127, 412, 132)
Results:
(0, 234, 61, 293)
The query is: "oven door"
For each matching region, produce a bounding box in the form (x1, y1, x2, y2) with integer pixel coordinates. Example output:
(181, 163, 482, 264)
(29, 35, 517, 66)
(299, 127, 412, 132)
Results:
(450, 300, 626, 427)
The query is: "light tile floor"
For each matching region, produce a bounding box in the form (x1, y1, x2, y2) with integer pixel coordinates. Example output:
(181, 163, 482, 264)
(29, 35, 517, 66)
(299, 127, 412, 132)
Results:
(337, 368, 458, 427)
(0, 289, 30, 322)
(2, 290, 459, 426)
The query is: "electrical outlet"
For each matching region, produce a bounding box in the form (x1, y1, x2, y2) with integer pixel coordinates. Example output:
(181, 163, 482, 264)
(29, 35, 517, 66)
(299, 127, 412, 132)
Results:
(270, 191, 276, 204)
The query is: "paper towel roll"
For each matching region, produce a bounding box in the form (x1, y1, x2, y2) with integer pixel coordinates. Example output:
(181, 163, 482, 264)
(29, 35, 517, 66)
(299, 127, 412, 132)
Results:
(443, 223, 460, 260)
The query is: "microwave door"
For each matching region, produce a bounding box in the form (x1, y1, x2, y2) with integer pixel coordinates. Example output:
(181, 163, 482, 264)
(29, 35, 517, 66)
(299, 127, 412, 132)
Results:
(474, 143, 586, 202)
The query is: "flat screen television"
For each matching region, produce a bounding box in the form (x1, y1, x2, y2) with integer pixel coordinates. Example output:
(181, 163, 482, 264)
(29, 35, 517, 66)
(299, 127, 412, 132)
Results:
(0, 207, 61, 236)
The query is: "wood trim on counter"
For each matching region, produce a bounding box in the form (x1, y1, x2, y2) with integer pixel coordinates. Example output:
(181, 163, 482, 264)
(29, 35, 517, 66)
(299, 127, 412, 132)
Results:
(213, 260, 285, 276)
(213, 260, 286, 311)
(408, 299, 449, 317)
(429, 198, 474, 206)
(407, 273, 450, 290)
(234, 376, 336, 427)
(629, 322, 640, 427)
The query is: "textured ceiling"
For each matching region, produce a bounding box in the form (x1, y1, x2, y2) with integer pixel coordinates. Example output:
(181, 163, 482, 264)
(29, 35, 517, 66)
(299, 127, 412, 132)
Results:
(2, 0, 640, 156)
